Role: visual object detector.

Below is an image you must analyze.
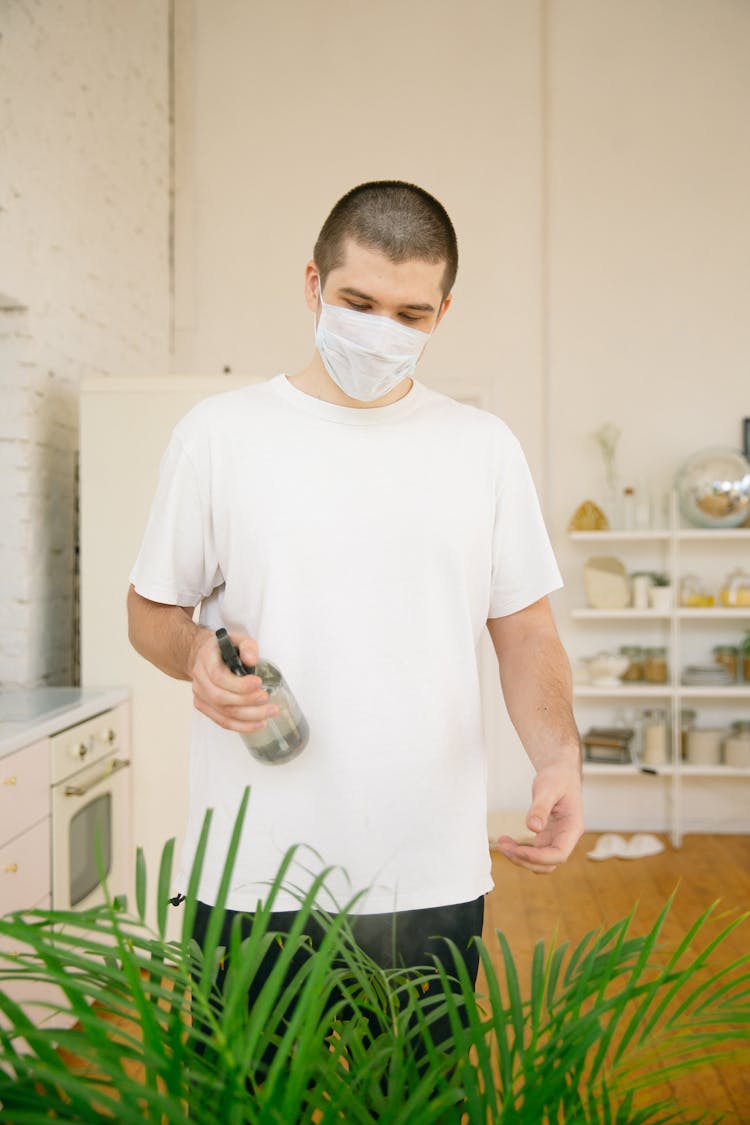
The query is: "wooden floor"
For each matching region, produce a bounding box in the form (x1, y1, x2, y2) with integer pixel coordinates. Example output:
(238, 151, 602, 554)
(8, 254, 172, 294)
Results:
(482, 832, 750, 1122)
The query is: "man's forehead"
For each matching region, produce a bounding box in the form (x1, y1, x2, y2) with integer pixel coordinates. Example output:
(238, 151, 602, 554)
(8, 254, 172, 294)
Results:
(330, 238, 446, 299)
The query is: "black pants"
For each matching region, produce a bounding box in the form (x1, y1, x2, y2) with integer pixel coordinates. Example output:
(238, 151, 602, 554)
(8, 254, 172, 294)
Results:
(191, 895, 484, 1065)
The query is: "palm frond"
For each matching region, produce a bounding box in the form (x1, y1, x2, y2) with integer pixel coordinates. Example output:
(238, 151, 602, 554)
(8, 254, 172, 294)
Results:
(1, 788, 749, 1124)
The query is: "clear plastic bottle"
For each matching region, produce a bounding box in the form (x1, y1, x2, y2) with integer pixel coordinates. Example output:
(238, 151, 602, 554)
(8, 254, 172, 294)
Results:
(240, 660, 309, 764)
(216, 629, 309, 765)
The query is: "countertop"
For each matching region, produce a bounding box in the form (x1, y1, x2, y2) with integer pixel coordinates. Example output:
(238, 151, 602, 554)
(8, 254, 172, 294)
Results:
(0, 686, 130, 759)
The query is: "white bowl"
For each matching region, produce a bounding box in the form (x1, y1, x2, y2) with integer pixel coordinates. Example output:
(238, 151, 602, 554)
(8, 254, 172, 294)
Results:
(587, 653, 630, 686)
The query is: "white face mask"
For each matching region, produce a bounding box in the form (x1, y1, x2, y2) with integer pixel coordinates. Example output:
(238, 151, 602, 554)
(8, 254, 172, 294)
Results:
(314, 295, 431, 402)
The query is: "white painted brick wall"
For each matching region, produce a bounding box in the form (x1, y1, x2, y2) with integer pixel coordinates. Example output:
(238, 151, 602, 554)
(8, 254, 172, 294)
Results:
(0, 0, 171, 688)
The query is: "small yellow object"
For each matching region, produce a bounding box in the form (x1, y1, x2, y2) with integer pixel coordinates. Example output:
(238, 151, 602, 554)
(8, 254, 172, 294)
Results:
(720, 587, 750, 607)
(684, 594, 715, 607)
(568, 500, 610, 532)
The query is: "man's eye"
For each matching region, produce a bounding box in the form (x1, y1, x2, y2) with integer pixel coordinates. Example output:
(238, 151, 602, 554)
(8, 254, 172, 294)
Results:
(346, 301, 370, 312)
(400, 313, 423, 323)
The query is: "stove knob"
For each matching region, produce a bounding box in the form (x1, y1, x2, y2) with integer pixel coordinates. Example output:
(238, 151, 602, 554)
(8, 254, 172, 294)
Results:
(98, 728, 117, 745)
(71, 741, 89, 761)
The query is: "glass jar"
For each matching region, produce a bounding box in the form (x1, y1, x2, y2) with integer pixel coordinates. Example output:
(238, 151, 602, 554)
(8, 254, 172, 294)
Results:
(641, 708, 670, 765)
(679, 709, 697, 759)
(686, 726, 725, 766)
(643, 646, 669, 684)
(619, 645, 644, 681)
(679, 573, 714, 608)
(742, 634, 750, 683)
(713, 644, 739, 682)
(720, 568, 750, 607)
(723, 729, 750, 768)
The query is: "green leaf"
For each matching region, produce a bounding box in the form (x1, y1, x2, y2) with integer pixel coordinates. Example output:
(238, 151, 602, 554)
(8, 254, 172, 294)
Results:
(2, 794, 750, 1124)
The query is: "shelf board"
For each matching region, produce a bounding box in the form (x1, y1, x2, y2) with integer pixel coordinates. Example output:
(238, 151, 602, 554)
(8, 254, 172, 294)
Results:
(569, 528, 750, 541)
(574, 685, 672, 698)
(572, 607, 749, 620)
(576, 685, 750, 698)
(572, 608, 671, 619)
(676, 607, 750, 619)
(583, 762, 673, 776)
(676, 528, 750, 541)
(583, 762, 750, 778)
(569, 530, 670, 541)
(677, 686, 750, 699)
(583, 763, 640, 776)
(680, 765, 750, 777)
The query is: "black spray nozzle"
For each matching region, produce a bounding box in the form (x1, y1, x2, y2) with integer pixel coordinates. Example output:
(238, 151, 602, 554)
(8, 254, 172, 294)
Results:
(216, 627, 256, 676)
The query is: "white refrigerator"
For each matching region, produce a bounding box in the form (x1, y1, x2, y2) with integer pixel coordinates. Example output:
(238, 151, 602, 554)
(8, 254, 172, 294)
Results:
(79, 374, 255, 927)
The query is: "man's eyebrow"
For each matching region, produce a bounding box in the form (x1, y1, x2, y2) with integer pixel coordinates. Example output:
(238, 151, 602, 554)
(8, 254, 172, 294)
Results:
(338, 286, 436, 313)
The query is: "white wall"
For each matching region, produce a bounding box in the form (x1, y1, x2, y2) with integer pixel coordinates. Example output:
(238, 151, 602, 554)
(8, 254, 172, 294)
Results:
(547, 0, 750, 546)
(0, 0, 171, 687)
(173, 0, 546, 458)
(172, 0, 547, 811)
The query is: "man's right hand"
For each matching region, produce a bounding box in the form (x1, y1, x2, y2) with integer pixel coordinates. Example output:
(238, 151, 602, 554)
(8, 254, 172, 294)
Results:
(127, 588, 279, 736)
(189, 630, 280, 734)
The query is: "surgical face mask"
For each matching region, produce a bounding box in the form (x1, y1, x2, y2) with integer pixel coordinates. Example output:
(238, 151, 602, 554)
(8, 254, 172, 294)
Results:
(314, 295, 432, 402)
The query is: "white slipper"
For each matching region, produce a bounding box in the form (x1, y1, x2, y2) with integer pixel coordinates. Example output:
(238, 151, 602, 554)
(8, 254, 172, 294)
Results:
(587, 833, 629, 860)
(625, 833, 665, 858)
(587, 832, 665, 861)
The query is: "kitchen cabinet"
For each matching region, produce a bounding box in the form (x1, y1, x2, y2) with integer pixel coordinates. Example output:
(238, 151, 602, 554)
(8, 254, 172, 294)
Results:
(0, 738, 54, 1027)
(0, 687, 130, 1029)
(0, 739, 50, 915)
(568, 511, 750, 844)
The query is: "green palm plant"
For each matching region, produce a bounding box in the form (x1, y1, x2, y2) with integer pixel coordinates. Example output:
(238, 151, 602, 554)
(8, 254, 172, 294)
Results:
(0, 788, 748, 1124)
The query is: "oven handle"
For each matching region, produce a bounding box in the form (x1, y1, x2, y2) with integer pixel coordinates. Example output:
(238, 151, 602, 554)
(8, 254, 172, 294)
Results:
(64, 757, 131, 798)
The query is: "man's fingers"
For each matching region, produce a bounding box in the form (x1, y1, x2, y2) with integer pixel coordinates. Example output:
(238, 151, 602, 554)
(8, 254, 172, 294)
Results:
(526, 807, 548, 834)
(496, 836, 561, 874)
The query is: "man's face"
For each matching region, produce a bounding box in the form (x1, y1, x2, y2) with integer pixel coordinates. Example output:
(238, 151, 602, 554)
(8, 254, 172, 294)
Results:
(306, 238, 451, 333)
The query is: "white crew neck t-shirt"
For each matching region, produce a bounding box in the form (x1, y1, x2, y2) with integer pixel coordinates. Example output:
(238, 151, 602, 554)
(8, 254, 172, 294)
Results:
(130, 374, 562, 914)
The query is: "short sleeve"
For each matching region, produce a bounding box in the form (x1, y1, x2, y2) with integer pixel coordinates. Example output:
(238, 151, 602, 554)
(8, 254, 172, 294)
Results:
(488, 435, 562, 618)
(129, 430, 223, 607)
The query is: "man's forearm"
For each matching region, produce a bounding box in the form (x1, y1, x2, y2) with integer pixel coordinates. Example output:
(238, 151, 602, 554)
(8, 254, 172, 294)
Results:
(499, 631, 581, 772)
(488, 599, 584, 870)
(127, 585, 209, 681)
(487, 601, 581, 773)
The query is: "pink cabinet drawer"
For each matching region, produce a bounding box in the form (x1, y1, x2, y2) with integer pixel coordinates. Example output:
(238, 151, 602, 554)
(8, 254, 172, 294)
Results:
(0, 817, 51, 916)
(0, 896, 69, 1031)
(0, 739, 50, 847)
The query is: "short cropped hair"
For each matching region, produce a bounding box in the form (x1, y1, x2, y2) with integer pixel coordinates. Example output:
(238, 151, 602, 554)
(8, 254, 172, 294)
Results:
(313, 181, 458, 299)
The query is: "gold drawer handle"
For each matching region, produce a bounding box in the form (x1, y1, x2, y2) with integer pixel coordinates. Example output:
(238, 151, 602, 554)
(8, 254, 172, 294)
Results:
(1, 777, 17, 786)
(2, 864, 18, 875)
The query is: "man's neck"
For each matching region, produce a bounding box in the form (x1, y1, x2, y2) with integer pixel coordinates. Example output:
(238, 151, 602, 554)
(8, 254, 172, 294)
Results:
(288, 354, 413, 409)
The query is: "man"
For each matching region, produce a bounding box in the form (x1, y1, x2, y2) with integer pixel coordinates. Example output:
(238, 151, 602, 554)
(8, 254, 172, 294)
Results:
(128, 180, 583, 1034)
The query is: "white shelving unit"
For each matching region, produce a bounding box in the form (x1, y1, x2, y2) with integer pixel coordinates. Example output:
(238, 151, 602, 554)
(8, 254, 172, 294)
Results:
(569, 512, 750, 845)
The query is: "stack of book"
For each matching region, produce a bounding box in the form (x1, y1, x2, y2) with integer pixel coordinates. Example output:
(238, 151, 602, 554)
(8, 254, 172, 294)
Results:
(582, 726, 635, 765)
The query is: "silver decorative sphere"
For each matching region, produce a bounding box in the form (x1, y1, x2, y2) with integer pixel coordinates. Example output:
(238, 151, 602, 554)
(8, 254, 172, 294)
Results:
(675, 447, 750, 529)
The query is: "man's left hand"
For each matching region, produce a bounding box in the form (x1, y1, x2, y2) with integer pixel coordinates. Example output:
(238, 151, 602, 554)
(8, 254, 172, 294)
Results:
(495, 764, 584, 874)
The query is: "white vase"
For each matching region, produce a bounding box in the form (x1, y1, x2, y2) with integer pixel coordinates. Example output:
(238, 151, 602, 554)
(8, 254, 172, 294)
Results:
(648, 585, 672, 611)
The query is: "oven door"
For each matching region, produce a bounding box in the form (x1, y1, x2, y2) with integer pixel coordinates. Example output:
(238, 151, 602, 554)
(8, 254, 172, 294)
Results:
(51, 753, 131, 911)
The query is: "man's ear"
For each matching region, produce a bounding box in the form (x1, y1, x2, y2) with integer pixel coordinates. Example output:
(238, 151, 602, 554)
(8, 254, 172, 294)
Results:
(435, 292, 452, 328)
(304, 260, 322, 314)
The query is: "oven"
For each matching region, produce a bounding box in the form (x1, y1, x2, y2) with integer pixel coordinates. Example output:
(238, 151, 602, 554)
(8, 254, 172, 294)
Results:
(50, 705, 131, 911)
